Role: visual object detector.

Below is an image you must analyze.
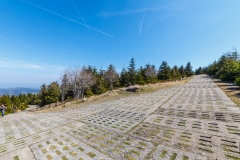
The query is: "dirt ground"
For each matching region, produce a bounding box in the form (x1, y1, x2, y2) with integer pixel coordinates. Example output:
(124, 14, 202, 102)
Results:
(33, 77, 192, 113)
(213, 78, 240, 107)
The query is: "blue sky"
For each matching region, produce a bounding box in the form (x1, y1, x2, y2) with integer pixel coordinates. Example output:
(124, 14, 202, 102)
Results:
(1, 0, 240, 88)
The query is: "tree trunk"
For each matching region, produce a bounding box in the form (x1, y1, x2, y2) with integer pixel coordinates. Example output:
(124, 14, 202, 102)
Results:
(110, 82, 113, 91)
(61, 94, 65, 103)
(81, 89, 84, 98)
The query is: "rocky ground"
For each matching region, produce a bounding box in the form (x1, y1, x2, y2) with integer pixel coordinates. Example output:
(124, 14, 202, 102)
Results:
(0, 75, 240, 160)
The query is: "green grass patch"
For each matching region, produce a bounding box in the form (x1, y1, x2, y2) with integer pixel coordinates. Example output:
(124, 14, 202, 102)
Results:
(50, 145, 56, 150)
(46, 154, 52, 160)
(61, 156, 68, 160)
(58, 141, 63, 145)
(183, 156, 188, 160)
(139, 141, 147, 146)
(161, 150, 167, 158)
(38, 144, 43, 148)
(179, 138, 190, 143)
(55, 150, 61, 155)
(113, 148, 120, 154)
(78, 147, 84, 152)
(41, 149, 47, 153)
(70, 151, 78, 157)
(87, 152, 96, 158)
(13, 156, 19, 160)
(170, 153, 177, 160)
(131, 150, 140, 156)
(225, 154, 240, 160)
(125, 154, 136, 160)
(100, 143, 108, 148)
(65, 139, 70, 142)
(71, 142, 78, 147)
(178, 143, 190, 147)
(63, 146, 69, 151)
(118, 145, 125, 149)
(199, 147, 213, 153)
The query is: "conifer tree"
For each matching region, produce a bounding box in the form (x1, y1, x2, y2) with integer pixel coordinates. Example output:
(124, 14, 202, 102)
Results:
(178, 65, 186, 78)
(185, 62, 194, 77)
(45, 82, 60, 104)
(39, 84, 47, 106)
(11, 95, 21, 107)
(195, 67, 204, 75)
(91, 67, 107, 94)
(120, 67, 129, 87)
(136, 67, 145, 85)
(158, 61, 171, 80)
(171, 65, 180, 80)
(128, 57, 137, 85)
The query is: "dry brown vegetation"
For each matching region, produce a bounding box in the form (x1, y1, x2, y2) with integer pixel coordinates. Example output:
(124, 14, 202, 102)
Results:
(34, 77, 192, 113)
(213, 79, 240, 107)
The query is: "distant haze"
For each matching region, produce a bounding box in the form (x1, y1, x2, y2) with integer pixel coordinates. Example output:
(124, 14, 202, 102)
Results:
(0, 88, 39, 96)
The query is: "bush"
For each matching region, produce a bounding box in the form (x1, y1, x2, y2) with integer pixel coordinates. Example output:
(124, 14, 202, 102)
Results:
(235, 77, 240, 88)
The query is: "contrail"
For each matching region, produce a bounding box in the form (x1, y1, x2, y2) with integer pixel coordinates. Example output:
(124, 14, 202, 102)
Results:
(139, 0, 148, 36)
(22, 0, 114, 38)
(69, 0, 93, 35)
(69, 0, 103, 50)
(0, 35, 35, 50)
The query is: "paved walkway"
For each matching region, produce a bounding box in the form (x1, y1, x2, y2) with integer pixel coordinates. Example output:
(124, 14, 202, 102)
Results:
(0, 75, 240, 160)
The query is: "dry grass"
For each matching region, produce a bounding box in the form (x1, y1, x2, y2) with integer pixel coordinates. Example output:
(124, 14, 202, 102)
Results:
(213, 79, 240, 107)
(34, 77, 192, 113)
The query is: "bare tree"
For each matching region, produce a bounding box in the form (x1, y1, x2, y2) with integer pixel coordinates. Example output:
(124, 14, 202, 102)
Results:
(67, 66, 95, 100)
(59, 70, 69, 103)
(144, 63, 156, 78)
(78, 67, 96, 98)
(104, 64, 118, 91)
(67, 66, 81, 100)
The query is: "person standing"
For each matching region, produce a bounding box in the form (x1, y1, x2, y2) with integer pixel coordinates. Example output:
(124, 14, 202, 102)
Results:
(0, 105, 2, 117)
(1, 104, 6, 117)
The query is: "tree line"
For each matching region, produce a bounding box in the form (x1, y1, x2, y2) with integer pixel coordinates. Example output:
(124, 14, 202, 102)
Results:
(36, 58, 194, 106)
(0, 93, 37, 114)
(0, 58, 194, 111)
(195, 48, 240, 87)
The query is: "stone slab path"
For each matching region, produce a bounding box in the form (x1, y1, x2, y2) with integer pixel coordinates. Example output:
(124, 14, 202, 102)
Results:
(0, 75, 240, 160)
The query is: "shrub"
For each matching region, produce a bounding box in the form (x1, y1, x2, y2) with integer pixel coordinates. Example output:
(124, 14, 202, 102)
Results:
(235, 77, 240, 88)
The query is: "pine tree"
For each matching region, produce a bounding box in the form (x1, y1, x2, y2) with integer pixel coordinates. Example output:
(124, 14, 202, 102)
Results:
(195, 67, 203, 75)
(158, 61, 172, 80)
(128, 57, 137, 85)
(91, 67, 107, 94)
(136, 67, 145, 85)
(39, 84, 47, 106)
(185, 61, 194, 77)
(120, 67, 129, 87)
(45, 82, 60, 104)
(11, 95, 21, 107)
(171, 65, 180, 80)
(178, 65, 186, 78)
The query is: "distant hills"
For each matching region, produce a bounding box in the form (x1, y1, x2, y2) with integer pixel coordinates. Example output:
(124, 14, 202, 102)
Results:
(0, 88, 39, 96)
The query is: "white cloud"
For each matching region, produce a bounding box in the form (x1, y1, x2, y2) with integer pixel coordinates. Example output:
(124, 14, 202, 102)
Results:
(0, 58, 66, 87)
(0, 58, 65, 72)
(26, 64, 43, 69)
